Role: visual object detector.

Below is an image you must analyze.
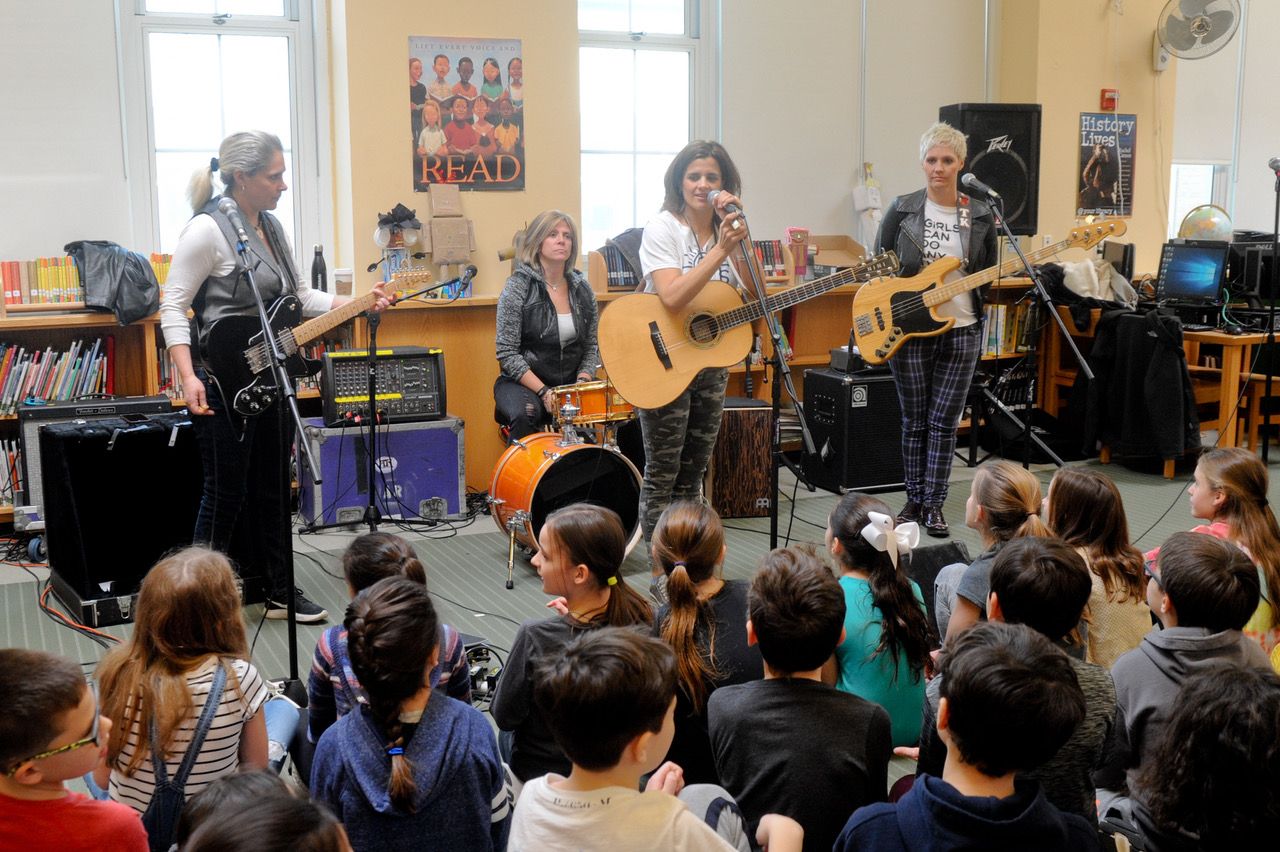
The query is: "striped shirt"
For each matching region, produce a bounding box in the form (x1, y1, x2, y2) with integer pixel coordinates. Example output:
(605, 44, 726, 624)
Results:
(109, 657, 267, 814)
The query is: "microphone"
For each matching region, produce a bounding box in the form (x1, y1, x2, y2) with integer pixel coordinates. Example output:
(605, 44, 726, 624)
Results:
(960, 173, 1002, 201)
(707, 189, 744, 230)
(460, 264, 478, 286)
(1270, 157, 1280, 173)
(216, 196, 251, 243)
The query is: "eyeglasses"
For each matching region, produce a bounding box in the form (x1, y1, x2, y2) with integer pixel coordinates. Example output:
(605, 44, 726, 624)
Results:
(4, 683, 100, 776)
(1144, 561, 1164, 589)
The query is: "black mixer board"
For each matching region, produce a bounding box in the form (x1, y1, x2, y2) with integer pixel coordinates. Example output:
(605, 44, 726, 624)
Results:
(320, 347, 446, 425)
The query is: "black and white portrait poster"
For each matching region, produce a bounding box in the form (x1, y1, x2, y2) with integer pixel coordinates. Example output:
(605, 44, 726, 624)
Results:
(1076, 112, 1135, 218)
(409, 36, 524, 191)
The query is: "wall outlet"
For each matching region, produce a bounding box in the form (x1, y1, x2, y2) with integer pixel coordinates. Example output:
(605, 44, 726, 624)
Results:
(1042, 234, 1052, 247)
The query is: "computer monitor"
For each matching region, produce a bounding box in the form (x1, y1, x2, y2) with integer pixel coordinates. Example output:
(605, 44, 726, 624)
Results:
(1101, 239, 1134, 281)
(1156, 241, 1228, 305)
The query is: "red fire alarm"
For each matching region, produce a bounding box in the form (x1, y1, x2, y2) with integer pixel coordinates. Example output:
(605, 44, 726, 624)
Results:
(1101, 89, 1119, 111)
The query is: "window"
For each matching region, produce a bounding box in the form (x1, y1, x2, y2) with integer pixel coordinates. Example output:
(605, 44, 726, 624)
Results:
(1167, 162, 1231, 238)
(119, 0, 323, 255)
(577, 1, 718, 252)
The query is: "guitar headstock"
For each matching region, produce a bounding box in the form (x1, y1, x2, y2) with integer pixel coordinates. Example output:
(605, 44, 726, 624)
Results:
(390, 269, 435, 288)
(852, 250, 900, 282)
(1066, 219, 1128, 250)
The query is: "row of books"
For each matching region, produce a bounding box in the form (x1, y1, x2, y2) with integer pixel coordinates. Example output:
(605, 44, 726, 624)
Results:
(983, 301, 1040, 358)
(0, 254, 173, 308)
(0, 439, 20, 506)
(157, 340, 341, 401)
(0, 338, 115, 415)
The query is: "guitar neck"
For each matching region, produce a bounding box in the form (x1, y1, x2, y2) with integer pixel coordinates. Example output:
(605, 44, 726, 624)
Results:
(717, 265, 877, 330)
(290, 291, 378, 346)
(924, 238, 1073, 306)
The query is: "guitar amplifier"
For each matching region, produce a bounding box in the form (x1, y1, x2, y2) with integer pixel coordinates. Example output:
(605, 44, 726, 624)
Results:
(801, 368, 904, 493)
(321, 347, 446, 426)
(17, 395, 174, 527)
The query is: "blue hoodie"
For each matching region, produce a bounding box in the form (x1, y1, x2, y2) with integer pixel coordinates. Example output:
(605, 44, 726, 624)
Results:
(833, 775, 1099, 851)
(311, 697, 511, 851)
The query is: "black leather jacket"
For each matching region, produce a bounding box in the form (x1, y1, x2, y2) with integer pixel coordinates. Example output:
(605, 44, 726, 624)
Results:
(495, 262, 599, 388)
(876, 188, 998, 318)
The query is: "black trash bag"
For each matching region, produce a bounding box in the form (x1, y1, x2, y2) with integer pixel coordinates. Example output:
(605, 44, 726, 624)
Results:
(64, 240, 160, 326)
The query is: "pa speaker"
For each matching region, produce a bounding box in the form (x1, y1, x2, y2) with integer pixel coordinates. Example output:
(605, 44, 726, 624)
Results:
(802, 369, 903, 493)
(939, 103, 1042, 236)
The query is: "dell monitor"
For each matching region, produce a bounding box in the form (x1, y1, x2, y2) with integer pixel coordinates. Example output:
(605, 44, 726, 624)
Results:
(1156, 241, 1228, 305)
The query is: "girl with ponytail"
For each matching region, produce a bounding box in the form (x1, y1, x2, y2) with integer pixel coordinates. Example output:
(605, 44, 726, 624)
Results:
(310, 577, 511, 851)
(826, 493, 932, 747)
(308, 532, 470, 745)
(650, 501, 762, 784)
(936, 460, 1052, 643)
(491, 503, 654, 782)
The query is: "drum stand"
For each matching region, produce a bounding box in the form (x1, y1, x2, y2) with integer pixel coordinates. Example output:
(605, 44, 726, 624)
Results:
(503, 509, 530, 589)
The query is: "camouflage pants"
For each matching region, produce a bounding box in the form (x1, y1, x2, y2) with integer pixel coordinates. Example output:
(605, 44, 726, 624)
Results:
(638, 367, 729, 542)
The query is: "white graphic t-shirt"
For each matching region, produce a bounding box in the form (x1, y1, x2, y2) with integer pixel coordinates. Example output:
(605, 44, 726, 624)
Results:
(923, 199, 977, 327)
(639, 210, 741, 294)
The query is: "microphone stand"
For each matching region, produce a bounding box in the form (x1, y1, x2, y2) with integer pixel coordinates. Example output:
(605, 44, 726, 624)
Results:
(981, 195, 1094, 469)
(1263, 167, 1280, 462)
(230, 233, 315, 699)
(300, 274, 468, 535)
(733, 218, 820, 549)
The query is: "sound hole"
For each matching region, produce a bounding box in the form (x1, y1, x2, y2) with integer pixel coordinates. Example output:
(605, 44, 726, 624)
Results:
(688, 313, 719, 345)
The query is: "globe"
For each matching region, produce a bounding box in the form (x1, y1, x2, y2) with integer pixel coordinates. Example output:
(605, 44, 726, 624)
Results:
(1178, 204, 1233, 241)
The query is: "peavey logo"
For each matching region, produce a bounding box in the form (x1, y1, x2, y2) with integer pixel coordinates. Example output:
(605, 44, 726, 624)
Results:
(985, 135, 1014, 154)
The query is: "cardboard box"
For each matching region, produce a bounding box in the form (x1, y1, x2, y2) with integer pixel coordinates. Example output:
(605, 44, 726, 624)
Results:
(427, 183, 463, 217)
(811, 234, 868, 270)
(298, 416, 466, 526)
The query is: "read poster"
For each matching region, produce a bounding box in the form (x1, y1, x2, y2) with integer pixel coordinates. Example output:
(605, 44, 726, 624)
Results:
(1076, 112, 1136, 218)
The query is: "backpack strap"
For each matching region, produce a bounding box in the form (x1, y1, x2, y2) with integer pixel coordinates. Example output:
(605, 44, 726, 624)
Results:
(148, 662, 229, 788)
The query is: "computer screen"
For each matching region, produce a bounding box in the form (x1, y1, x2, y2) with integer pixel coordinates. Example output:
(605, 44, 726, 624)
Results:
(1101, 240, 1134, 281)
(1157, 241, 1228, 304)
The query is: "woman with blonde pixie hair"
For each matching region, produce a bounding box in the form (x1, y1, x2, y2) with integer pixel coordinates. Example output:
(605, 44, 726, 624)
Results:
(875, 122, 997, 538)
(493, 210, 599, 440)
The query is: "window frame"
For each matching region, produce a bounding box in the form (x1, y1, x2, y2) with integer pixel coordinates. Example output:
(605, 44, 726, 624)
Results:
(117, 0, 331, 258)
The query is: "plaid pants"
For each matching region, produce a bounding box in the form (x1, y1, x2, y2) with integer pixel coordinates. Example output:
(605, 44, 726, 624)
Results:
(889, 324, 983, 506)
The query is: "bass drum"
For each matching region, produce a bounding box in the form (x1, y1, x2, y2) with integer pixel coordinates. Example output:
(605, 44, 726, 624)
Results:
(490, 433, 643, 554)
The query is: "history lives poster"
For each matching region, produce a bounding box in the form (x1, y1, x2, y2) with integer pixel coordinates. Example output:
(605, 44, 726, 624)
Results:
(409, 36, 524, 191)
(1076, 112, 1135, 217)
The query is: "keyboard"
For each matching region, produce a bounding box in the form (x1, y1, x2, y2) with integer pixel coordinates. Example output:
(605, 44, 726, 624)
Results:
(1182, 323, 1215, 331)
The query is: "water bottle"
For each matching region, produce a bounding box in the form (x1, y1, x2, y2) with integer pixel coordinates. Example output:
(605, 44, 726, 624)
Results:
(312, 245, 327, 292)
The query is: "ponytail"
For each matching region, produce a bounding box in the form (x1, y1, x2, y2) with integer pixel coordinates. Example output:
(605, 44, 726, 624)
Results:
(345, 577, 441, 813)
(185, 130, 283, 213)
(1200, 448, 1280, 628)
(973, 461, 1051, 543)
(545, 504, 654, 629)
(342, 532, 428, 593)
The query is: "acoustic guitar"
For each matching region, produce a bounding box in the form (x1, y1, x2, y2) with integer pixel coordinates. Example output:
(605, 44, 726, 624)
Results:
(851, 219, 1127, 364)
(203, 269, 433, 417)
(599, 252, 899, 409)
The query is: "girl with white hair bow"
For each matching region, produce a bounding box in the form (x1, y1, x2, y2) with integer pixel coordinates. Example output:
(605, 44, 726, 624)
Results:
(825, 492, 934, 748)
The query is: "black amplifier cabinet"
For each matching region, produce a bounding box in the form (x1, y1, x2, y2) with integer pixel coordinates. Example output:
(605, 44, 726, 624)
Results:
(39, 412, 217, 627)
(802, 369, 904, 493)
(17, 395, 173, 521)
(321, 347, 446, 426)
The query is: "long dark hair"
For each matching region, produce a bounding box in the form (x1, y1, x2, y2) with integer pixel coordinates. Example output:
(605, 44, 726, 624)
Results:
(828, 493, 931, 680)
(544, 504, 653, 628)
(342, 532, 427, 593)
(652, 501, 726, 713)
(1135, 665, 1280, 845)
(345, 577, 441, 813)
(1046, 467, 1144, 601)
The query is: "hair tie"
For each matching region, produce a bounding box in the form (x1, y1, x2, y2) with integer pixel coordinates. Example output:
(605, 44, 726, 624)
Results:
(209, 156, 220, 172)
(672, 561, 687, 570)
(606, 575, 618, 586)
(386, 746, 404, 756)
(860, 511, 920, 570)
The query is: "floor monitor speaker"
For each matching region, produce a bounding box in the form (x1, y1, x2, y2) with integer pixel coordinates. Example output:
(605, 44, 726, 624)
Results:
(802, 369, 904, 493)
(938, 103, 1042, 236)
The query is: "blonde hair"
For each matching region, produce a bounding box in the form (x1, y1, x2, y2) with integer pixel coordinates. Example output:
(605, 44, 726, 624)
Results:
(97, 547, 248, 775)
(186, 130, 283, 213)
(971, 460, 1051, 542)
(1198, 448, 1280, 628)
(919, 121, 967, 163)
(516, 210, 579, 278)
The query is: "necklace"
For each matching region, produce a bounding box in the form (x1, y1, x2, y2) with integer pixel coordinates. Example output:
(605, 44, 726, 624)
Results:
(567, 601, 607, 622)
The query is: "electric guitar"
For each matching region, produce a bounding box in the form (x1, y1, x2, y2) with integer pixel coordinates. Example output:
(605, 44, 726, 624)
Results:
(203, 269, 433, 417)
(851, 219, 1127, 364)
(599, 252, 899, 409)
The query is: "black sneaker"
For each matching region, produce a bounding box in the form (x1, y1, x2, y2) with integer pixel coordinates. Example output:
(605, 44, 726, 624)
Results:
(897, 500, 924, 525)
(923, 505, 950, 538)
(266, 588, 329, 623)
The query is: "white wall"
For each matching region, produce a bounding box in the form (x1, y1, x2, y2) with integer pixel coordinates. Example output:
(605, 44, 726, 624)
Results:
(0, 0, 134, 257)
(1231, 0, 1280, 231)
(722, 0, 988, 245)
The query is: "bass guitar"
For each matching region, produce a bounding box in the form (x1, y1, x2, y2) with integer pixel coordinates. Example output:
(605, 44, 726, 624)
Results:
(851, 219, 1127, 364)
(599, 252, 899, 410)
(203, 270, 433, 417)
